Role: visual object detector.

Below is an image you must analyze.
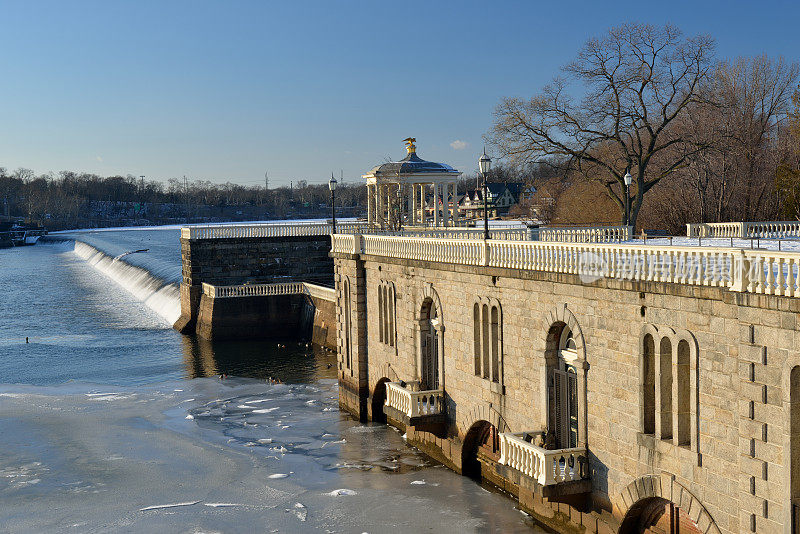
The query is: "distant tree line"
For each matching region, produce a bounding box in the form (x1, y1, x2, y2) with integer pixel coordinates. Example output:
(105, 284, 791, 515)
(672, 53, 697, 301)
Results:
(0, 169, 368, 230)
(490, 23, 800, 234)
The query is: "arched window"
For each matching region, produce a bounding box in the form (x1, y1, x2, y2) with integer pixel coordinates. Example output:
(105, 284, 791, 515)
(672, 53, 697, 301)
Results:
(473, 303, 481, 375)
(641, 327, 697, 451)
(642, 333, 656, 435)
(420, 299, 440, 390)
(377, 286, 384, 344)
(659, 337, 673, 440)
(472, 299, 503, 386)
(791, 366, 800, 516)
(377, 281, 396, 347)
(677, 340, 690, 446)
(549, 326, 579, 449)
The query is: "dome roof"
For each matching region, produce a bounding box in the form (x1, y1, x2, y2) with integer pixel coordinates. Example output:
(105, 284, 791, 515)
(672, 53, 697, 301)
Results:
(368, 151, 459, 176)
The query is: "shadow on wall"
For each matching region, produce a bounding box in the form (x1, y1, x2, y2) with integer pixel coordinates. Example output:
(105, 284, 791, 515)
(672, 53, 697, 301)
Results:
(588, 450, 612, 513)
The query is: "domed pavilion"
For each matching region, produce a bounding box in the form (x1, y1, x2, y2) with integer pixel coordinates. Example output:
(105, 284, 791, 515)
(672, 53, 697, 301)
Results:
(363, 138, 462, 228)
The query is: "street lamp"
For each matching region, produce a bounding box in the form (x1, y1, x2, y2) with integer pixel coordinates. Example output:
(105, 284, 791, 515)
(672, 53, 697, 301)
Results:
(479, 149, 492, 240)
(329, 173, 337, 234)
(623, 172, 633, 227)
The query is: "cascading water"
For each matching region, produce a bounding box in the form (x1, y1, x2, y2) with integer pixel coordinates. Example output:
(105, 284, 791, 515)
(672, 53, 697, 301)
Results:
(71, 241, 181, 325)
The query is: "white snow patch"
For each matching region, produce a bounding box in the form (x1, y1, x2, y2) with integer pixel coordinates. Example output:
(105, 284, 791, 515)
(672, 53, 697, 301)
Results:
(139, 501, 200, 511)
(257, 438, 273, 444)
(185, 414, 194, 420)
(204, 502, 241, 508)
(252, 407, 279, 414)
(268, 473, 289, 479)
(326, 488, 356, 496)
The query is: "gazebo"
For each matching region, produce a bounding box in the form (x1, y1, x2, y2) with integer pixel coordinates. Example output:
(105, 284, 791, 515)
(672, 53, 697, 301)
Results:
(363, 138, 462, 228)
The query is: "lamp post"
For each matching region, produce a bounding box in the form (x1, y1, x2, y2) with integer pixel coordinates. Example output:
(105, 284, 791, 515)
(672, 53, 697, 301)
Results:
(623, 172, 633, 227)
(329, 173, 337, 234)
(479, 149, 492, 240)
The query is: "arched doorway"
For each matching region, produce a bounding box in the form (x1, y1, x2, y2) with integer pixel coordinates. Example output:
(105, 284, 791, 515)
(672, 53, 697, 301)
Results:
(371, 378, 390, 424)
(420, 298, 440, 390)
(619, 497, 702, 534)
(461, 420, 499, 480)
(546, 322, 580, 449)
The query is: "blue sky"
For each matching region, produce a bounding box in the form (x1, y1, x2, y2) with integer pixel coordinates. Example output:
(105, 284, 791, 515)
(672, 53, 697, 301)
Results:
(1, 0, 798, 187)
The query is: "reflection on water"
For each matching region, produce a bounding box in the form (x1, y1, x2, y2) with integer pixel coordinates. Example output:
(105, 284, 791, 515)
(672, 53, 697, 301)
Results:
(181, 335, 338, 383)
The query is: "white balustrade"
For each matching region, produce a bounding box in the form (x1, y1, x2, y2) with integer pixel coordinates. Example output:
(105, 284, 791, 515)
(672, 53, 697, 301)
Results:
(331, 234, 800, 297)
(182, 222, 367, 240)
(687, 221, 800, 239)
(498, 432, 588, 486)
(384, 382, 444, 418)
(539, 225, 632, 243)
(201, 281, 336, 301)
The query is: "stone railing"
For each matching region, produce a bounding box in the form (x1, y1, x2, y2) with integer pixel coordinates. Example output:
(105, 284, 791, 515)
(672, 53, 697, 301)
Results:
(498, 432, 588, 486)
(331, 234, 800, 297)
(182, 221, 367, 240)
(380, 227, 529, 241)
(201, 281, 336, 301)
(539, 225, 632, 243)
(686, 221, 800, 239)
(384, 382, 445, 418)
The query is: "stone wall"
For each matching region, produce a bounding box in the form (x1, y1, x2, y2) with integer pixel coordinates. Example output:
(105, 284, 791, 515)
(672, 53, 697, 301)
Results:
(176, 234, 333, 333)
(333, 251, 800, 534)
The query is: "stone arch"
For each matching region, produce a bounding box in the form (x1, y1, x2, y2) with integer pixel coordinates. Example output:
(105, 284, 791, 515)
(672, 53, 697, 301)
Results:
(457, 403, 509, 437)
(461, 419, 499, 480)
(371, 377, 391, 424)
(542, 303, 586, 363)
(419, 282, 444, 324)
(541, 303, 588, 448)
(617, 474, 720, 534)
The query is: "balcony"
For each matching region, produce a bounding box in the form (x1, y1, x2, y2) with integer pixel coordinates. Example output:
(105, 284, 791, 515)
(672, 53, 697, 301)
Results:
(383, 382, 447, 435)
(499, 432, 590, 496)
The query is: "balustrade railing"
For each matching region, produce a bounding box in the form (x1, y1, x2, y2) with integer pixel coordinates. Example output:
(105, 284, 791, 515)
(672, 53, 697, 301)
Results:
(687, 221, 800, 238)
(331, 234, 800, 297)
(498, 432, 588, 486)
(384, 382, 444, 418)
(182, 221, 367, 240)
(380, 227, 529, 241)
(201, 281, 336, 301)
(539, 225, 632, 243)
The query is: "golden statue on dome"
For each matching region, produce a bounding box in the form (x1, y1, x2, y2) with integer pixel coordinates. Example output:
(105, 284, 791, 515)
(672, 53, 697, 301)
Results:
(402, 137, 416, 154)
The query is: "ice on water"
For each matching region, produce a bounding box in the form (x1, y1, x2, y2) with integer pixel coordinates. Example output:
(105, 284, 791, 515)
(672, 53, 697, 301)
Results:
(0, 377, 544, 533)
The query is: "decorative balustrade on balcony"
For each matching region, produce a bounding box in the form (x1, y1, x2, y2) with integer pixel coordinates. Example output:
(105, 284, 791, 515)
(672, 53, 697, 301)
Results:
(331, 234, 800, 297)
(384, 382, 445, 419)
(498, 432, 588, 486)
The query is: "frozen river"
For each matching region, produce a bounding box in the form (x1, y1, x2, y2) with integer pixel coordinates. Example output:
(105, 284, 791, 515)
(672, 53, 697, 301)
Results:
(0, 227, 544, 533)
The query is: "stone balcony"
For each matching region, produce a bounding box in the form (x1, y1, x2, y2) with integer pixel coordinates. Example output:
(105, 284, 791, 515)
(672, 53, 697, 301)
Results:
(383, 382, 447, 435)
(498, 432, 591, 497)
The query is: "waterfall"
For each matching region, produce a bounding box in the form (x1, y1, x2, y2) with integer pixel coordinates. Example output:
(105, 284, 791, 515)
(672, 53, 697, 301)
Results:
(70, 241, 181, 325)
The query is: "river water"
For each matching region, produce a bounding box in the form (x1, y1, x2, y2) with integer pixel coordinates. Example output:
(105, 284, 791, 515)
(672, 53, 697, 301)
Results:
(0, 226, 544, 532)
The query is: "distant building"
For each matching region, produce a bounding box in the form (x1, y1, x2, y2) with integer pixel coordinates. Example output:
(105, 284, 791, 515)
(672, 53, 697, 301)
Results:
(460, 182, 532, 218)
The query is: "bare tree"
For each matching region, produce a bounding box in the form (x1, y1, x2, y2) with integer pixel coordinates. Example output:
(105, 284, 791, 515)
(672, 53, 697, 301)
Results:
(488, 23, 715, 228)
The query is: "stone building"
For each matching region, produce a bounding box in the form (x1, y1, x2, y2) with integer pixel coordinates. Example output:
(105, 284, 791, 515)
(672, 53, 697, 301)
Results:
(331, 157, 800, 533)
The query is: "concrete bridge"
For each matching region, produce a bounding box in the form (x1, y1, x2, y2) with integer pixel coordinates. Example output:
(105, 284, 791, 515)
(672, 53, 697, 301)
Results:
(331, 232, 800, 534)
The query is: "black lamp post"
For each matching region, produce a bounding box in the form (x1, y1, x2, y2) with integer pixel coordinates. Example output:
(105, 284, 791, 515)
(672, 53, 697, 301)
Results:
(623, 171, 632, 227)
(479, 149, 492, 240)
(329, 173, 337, 234)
